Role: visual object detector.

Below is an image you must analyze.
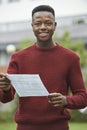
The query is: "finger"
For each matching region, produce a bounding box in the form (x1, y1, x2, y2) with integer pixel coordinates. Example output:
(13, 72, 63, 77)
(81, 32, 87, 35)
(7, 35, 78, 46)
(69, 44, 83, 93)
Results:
(49, 96, 62, 103)
(0, 77, 10, 83)
(48, 93, 62, 99)
(0, 73, 9, 79)
(0, 73, 6, 77)
(0, 79, 11, 85)
(0, 82, 11, 85)
(50, 101, 62, 107)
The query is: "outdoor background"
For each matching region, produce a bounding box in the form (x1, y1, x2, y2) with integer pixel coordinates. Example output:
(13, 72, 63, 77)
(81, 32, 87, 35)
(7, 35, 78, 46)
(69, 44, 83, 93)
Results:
(0, 0, 87, 130)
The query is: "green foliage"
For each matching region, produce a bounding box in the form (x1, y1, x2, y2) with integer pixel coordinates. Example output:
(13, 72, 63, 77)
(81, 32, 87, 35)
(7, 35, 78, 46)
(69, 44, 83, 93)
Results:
(57, 31, 87, 67)
(71, 110, 87, 122)
(0, 95, 18, 122)
(0, 111, 13, 122)
(17, 39, 35, 50)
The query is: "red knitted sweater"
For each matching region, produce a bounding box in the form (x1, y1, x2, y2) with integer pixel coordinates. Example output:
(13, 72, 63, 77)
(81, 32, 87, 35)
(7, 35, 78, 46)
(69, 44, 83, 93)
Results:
(0, 43, 87, 130)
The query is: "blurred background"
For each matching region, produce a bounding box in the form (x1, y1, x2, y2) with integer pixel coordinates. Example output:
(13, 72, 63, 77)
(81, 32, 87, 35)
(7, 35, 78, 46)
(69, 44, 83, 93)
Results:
(0, 0, 87, 130)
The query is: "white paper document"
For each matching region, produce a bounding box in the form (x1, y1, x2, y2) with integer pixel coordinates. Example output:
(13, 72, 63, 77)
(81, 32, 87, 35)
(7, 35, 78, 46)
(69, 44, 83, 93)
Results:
(7, 74, 49, 97)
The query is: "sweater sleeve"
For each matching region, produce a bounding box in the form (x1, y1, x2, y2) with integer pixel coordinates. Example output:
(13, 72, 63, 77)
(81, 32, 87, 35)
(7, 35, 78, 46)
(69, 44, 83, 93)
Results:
(66, 56, 87, 109)
(0, 54, 18, 103)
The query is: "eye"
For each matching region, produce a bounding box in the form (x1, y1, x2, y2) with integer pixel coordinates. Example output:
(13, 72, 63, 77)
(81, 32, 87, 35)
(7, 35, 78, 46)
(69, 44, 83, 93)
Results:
(45, 21, 53, 26)
(34, 22, 41, 27)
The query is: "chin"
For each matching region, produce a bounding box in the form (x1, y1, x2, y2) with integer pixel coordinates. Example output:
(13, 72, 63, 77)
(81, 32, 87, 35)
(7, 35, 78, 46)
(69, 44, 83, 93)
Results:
(39, 38, 50, 42)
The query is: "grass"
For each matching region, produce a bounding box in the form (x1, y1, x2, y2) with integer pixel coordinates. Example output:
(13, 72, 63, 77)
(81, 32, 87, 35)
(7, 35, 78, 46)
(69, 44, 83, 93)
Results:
(0, 121, 87, 130)
(69, 122, 87, 130)
(0, 121, 16, 130)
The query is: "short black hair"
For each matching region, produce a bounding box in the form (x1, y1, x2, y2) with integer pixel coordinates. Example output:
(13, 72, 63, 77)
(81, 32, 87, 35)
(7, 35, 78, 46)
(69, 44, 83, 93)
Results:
(32, 5, 55, 17)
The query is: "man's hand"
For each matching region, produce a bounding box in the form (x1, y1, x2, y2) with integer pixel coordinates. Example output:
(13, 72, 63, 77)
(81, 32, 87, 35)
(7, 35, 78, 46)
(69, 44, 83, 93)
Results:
(0, 73, 11, 91)
(48, 92, 67, 107)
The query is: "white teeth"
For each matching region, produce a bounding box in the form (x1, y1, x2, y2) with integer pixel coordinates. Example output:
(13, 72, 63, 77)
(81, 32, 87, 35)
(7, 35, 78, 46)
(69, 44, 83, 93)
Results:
(39, 33, 48, 36)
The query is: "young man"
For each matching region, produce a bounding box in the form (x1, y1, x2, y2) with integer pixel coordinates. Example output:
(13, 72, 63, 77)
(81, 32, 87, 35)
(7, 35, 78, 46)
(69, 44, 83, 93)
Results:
(0, 5, 87, 130)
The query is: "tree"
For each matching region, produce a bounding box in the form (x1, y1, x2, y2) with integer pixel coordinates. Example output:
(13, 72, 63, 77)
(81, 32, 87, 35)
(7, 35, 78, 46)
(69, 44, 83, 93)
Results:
(17, 39, 34, 50)
(56, 31, 87, 67)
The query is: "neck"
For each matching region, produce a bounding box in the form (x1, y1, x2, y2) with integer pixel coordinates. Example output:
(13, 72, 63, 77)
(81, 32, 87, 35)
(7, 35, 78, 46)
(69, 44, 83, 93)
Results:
(36, 40, 56, 49)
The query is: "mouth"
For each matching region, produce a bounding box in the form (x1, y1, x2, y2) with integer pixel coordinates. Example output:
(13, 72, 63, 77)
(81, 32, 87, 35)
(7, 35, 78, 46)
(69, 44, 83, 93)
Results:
(39, 32, 49, 37)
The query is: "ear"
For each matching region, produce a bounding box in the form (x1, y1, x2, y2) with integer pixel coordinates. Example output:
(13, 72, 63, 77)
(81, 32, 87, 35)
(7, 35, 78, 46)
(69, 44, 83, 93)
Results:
(55, 22, 57, 27)
(54, 22, 57, 31)
(31, 23, 33, 27)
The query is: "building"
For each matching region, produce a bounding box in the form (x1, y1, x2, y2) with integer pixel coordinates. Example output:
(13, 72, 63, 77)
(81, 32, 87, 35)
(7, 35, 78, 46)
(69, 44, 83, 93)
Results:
(0, 0, 87, 72)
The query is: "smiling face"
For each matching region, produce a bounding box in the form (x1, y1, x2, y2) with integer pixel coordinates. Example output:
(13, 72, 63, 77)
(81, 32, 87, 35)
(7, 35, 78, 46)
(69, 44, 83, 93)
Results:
(32, 11, 57, 44)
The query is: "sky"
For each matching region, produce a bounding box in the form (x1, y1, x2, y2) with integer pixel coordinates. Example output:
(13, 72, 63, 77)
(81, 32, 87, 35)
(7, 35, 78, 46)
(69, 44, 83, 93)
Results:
(0, 0, 87, 23)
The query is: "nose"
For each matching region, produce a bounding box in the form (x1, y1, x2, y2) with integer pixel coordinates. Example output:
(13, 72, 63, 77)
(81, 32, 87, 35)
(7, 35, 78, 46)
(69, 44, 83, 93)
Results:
(40, 23, 46, 29)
